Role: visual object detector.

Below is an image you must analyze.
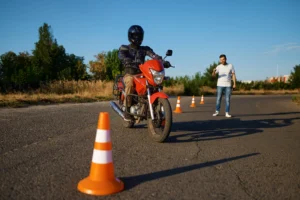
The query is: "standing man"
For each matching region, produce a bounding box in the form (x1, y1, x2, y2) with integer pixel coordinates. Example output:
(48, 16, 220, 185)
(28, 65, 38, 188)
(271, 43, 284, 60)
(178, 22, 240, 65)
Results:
(212, 54, 236, 118)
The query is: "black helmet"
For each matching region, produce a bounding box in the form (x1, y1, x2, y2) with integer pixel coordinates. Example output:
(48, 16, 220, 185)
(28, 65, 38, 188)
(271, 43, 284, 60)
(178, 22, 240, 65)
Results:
(128, 25, 144, 46)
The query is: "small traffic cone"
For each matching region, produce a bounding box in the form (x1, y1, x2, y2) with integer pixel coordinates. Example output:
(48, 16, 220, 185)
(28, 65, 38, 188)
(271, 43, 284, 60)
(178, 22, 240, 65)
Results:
(174, 96, 183, 113)
(200, 95, 205, 104)
(77, 112, 124, 196)
(190, 96, 196, 107)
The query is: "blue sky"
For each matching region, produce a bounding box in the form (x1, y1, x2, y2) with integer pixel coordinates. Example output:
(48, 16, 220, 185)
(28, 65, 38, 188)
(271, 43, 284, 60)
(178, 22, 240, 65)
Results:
(1, 0, 300, 81)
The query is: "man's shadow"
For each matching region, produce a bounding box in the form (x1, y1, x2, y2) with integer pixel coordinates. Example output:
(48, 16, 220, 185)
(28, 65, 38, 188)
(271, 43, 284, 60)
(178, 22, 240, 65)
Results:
(236, 111, 300, 117)
(168, 116, 300, 143)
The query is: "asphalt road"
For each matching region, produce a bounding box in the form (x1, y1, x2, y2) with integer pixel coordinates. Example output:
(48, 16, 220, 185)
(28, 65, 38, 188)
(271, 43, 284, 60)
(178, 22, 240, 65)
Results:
(1, 95, 300, 200)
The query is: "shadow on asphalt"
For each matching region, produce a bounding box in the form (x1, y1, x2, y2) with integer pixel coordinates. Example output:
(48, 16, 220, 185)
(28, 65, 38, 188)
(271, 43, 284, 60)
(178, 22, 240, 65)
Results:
(235, 111, 300, 117)
(179, 110, 212, 114)
(121, 153, 259, 190)
(168, 117, 300, 143)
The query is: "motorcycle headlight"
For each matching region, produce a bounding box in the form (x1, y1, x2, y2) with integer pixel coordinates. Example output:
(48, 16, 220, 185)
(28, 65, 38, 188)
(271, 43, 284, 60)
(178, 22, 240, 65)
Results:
(150, 69, 165, 85)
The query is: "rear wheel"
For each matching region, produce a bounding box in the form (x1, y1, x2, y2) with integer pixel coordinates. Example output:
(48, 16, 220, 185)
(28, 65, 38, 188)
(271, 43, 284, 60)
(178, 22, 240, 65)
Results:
(147, 98, 172, 143)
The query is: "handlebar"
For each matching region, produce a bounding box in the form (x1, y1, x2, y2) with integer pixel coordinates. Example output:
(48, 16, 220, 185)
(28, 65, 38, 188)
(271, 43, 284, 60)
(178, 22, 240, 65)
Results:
(125, 59, 175, 69)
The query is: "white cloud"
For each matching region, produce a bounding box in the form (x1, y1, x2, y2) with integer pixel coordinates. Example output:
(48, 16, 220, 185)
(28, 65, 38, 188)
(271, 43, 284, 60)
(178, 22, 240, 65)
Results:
(264, 43, 300, 55)
(286, 45, 300, 50)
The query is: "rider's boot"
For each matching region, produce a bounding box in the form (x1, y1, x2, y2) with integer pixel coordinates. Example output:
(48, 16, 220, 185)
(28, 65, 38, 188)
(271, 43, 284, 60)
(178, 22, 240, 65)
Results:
(124, 106, 133, 121)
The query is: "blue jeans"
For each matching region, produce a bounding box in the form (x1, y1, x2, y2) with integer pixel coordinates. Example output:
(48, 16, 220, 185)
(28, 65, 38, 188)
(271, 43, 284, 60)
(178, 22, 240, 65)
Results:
(216, 86, 232, 113)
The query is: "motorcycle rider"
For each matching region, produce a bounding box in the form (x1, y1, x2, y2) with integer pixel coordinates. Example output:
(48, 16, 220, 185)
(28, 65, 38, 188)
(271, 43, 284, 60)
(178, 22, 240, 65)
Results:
(118, 25, 170, 121)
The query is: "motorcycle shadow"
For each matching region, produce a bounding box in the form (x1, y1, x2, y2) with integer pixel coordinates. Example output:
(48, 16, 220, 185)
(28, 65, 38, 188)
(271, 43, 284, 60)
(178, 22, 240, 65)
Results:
(178, 110, 212, 114)
(133, 124, 148, 129)
(167, 116, 300, 143)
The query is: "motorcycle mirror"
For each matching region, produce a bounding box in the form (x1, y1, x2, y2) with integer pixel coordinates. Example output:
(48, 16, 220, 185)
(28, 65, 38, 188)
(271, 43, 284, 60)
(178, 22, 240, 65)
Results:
(166, 50, 173, 56)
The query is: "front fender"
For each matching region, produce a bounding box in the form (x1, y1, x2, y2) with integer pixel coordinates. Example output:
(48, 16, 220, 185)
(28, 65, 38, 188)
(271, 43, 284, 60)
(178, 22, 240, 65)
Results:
(150, 92, 169, 104)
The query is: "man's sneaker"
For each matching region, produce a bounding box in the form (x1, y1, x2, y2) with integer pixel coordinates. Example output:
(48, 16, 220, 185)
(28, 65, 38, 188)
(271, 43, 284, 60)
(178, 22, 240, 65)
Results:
(212, 111, 219, 117)
(225, 112, 232, 118)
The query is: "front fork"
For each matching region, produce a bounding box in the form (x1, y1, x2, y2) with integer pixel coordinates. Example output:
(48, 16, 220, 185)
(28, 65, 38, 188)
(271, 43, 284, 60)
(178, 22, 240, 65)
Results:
(146, 80, 155, 120)
(158, 88, 164, 112)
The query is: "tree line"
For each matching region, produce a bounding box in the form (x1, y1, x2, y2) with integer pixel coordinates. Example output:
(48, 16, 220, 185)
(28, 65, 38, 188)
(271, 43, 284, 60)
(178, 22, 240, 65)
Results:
(1, 23, 299, 94)
(163, 63, 300, 95)
(0, 23, 124, 92)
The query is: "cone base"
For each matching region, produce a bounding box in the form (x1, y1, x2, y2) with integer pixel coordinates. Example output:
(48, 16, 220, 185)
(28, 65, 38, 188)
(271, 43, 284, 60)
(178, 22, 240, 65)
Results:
(190, 105, 196, 108)
(78, 177, 124, 196)
(200, 102, 204, 104)
(174, 109, 182, 113)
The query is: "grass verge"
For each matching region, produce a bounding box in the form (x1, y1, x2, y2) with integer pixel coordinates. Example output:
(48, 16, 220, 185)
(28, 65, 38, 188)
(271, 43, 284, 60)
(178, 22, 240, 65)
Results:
(0, 81, 299, 108)
(0, 80, 114, 108)
(0, 93, 113, 108)
(292, 95, 300, 105)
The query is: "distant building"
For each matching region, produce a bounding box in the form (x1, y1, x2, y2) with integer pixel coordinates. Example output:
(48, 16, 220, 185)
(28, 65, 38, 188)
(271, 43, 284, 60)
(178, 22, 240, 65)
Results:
(267, 75, 290, 83)
(241, 80, 252, 84)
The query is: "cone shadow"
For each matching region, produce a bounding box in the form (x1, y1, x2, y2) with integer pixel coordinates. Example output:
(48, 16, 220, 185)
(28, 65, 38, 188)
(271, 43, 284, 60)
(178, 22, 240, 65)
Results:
(121, 153, 259, 190)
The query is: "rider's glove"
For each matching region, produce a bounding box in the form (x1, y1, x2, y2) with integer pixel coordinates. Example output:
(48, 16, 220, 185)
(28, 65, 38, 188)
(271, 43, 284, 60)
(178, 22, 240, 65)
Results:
(163, 61, 171, 68)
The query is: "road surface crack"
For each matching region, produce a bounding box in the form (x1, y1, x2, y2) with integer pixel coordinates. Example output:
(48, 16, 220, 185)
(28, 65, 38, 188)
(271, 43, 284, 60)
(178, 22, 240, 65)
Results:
(229, 164, 257, 200)
(1, 141, 41, 156)
(192, 141, 202, 160)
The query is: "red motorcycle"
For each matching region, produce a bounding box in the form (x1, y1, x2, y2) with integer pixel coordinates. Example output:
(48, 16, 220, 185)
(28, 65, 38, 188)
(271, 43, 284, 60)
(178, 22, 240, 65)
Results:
(110, 50, 174, 142)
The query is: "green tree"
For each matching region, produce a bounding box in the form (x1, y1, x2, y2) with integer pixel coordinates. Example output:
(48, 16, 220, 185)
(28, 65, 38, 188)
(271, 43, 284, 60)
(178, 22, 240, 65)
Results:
(89, 52, 107, 81)
(25, 63, 41, 88)
(183, 72, 203, 96)
(105, 49, 123, 80)
(0, 51, 40, 91)
(16, 52, 39, 90)
(1, 23, 89, 92)
(290, 65, 300, 91)
(32, 23, 88, 82)
(32, 23, 54, 81)
(50, 40, 68, 80)
(202, 62, 218, 88)
(73, 56, 88, 80)
(0, 51, 18, 91)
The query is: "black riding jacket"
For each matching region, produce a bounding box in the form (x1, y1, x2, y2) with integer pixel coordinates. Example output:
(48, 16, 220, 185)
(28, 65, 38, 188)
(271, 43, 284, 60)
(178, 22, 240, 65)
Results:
(118, 44, 162, 75)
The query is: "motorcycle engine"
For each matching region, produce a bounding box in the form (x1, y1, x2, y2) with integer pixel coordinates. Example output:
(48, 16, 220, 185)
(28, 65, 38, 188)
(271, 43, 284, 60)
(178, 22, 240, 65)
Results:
(130, 103, 144, 116)
(130, 105, 139, 115)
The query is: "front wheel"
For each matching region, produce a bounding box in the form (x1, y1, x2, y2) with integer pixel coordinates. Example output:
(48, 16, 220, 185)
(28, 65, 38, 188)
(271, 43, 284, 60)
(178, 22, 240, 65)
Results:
(123, 120, 134, 128)
(147, 98, 172, 143)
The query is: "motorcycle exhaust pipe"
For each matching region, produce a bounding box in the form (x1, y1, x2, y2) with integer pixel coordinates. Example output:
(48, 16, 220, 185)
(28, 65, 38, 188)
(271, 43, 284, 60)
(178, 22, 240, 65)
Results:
(109, 101, 124, 119)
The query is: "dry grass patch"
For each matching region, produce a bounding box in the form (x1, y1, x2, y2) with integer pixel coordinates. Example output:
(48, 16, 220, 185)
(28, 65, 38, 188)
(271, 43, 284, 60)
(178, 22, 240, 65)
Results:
(39, 80, 113, 96)
(163, 84, 184, 96)
(292, 95, 300, 105)
(1, 81, 299, 108)
(0, 81, 113, 107)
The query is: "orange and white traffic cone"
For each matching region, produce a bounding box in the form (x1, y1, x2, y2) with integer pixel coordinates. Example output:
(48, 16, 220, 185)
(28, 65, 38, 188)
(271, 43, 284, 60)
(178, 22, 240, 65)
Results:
(77, 112, 124, 196)
(200, 95, 205, 104)
(174, 96, 183, 113)
(190, 96, 196, 108)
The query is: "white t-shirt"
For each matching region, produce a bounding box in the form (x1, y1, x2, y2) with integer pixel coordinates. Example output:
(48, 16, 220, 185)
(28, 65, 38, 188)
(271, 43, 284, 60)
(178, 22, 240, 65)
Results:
(215, 64, 235, 87)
